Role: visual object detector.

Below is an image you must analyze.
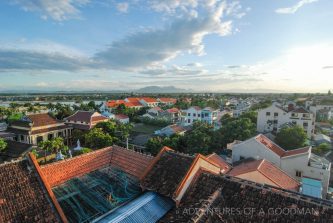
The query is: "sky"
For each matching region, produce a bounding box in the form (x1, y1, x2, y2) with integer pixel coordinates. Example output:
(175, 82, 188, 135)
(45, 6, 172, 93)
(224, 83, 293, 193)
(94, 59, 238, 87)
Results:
(0, 0, 332, 93)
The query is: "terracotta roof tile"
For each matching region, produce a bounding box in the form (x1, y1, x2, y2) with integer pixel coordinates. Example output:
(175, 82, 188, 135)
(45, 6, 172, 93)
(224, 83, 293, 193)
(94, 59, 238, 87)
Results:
(255, 134, 310, 158)
(140, 97, 157, 103)
(206, 153, 231, 173)
(160, 173, 333, 222)
(291, 107, 310, 113)
(158, 98, 177, 103)
(229, 159, 300, 191)
(0, 160, 61, 222)
(41, 146, 153, 187)
(166, 108, 179, 113)
(27, 113, 60, 127)
(115, 114, 129, 119)
(142, 151, 195, 197)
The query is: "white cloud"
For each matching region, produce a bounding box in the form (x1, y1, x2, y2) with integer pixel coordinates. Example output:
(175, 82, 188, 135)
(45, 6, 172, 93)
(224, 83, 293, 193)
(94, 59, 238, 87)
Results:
(116, 2, 129, 13)
(275, 0, 318, 14)
(95, 1, 234, 71)
(11, 0, 90, 21)
(0, 41, 94, 71)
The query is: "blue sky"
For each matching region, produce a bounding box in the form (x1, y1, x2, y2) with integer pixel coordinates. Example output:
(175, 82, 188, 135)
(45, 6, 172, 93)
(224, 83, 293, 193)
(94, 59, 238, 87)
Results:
(0, 0, 332, 92)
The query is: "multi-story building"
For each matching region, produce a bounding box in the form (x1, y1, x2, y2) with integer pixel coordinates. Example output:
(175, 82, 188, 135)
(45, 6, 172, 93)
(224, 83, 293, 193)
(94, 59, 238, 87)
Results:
(257, 103, 315, 137)
(229, 134, 331, 198)
(7, 113, 72, 145)
(65, 111, 108, 131)
(182, 106, 219, 128)
(164, 108, 181, 123)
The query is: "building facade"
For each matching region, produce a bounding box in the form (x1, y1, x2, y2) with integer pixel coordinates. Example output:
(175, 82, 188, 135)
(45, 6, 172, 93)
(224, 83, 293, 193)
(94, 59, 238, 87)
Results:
(8, 113, 72, 145)
(257, 104, 315, 137)
(229, 134, 331, 198)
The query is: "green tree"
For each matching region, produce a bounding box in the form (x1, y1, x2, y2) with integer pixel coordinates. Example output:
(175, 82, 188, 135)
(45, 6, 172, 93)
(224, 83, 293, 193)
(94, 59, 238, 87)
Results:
(38, 140, 52, 163)
(72, 129, 86, 144)
(0, 138, 7, 152)
(220, 118, 256, 146)
(275, 125, 307, 150)
(50, 137, 65, 153)
(183, 122, 215, 155)
(85, 128, 113, 149)
(239, 111, 258, 125)
(313, 143, 331, 155)
(145, 137, 164, 155)
(328, 90, 332, 96)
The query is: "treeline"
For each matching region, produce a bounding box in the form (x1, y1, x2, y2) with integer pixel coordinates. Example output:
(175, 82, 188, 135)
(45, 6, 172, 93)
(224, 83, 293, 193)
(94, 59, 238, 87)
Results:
(145, 111, 257, 156)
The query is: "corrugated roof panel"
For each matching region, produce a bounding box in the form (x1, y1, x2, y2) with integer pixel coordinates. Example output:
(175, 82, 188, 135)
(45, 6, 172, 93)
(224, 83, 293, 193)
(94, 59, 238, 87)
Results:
(94, 192, 174, 223)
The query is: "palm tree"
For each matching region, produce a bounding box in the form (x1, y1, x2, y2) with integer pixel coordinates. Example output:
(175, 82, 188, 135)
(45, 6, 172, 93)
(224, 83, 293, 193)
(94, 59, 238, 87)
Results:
(51, 137, 65, 154)
(38, 140, 52, 163)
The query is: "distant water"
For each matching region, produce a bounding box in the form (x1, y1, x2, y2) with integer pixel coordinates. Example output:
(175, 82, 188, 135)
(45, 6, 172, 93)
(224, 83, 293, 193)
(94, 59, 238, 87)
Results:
(0, 100, 104, 108)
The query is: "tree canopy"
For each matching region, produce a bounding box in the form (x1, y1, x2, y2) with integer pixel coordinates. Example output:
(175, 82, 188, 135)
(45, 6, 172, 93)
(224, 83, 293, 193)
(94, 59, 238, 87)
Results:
(0, 138, 7, 151)
(275, 125, 307, 150)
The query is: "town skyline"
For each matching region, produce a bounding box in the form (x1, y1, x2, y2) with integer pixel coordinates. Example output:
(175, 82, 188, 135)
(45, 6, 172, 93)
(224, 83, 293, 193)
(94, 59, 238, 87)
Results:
(1, 0, 333, 93)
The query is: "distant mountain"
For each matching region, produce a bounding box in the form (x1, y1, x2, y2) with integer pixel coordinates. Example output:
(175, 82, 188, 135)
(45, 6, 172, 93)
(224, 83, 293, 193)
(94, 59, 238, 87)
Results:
(135, 86, 190, 93)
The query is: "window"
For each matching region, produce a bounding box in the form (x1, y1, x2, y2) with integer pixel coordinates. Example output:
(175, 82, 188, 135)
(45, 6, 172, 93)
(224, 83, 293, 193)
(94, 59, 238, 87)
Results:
(187, 113, 191, 116)
(20, 135, 24, 141)
(273, 120, 278, 124)
(205, 113, 209, 117)
(296, 171, 302, 177)
(193, 113, 196, 117)
(274, 112, 278, 117)
(188, 119, 191, 123)
(303, 122, 308, 127)
(266, 112, 270, 116)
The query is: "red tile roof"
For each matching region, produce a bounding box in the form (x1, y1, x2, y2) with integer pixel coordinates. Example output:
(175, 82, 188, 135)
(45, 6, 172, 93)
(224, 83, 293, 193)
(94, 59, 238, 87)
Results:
(255, 134, 310, 158)
(41, 146, 153, 187)
(126, 97, 141, 103)
(229, 159, 300, 191)
(169, 124, 186, 134)
(66, 111, 95, 123)
(206, 153, 231, 173)
(0, 160, 63, 222)
(27, 113, 59, 127)
(158, 98, 177, 103)
(140, 97, 157, 103)
(115, 114, 129, 119)
(106, 100, 125, 108)
(124, 101, 142, 107)
(166, 107, 179, 113)
(291, 107, 310, 113)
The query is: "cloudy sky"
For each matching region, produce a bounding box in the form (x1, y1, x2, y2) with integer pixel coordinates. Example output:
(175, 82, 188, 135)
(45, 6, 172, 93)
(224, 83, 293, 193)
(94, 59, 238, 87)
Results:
(0, 0, 332, 92)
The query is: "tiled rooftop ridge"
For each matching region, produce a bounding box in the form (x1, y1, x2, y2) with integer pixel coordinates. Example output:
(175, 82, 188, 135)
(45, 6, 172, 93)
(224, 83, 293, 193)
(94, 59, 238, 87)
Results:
(0, 158, 64, 223)
(255, 134, 310, 157)
(41, 146, 153, 188)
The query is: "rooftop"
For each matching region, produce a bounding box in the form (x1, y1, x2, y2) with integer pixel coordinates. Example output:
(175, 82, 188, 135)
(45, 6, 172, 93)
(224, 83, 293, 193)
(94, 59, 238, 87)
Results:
(142, 150, 195, 197)
(160, 173, 333, 222)
(0, 159, 63, 222)
(255, 134, 311, 158)
(229, 159, 300, 191)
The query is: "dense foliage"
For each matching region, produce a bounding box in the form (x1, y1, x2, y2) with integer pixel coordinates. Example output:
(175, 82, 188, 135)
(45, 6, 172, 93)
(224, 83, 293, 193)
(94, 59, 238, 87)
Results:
(275, 125, 307, 150)
(0, 138, 7, 151)
(145, 114, 257, 156)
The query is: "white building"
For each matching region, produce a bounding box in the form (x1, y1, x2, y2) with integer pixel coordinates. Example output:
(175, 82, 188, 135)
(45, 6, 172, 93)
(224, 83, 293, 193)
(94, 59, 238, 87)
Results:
(182, 106, 219, 128)
(229, 134, 331, 198)
(257, 104, 315, 137)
